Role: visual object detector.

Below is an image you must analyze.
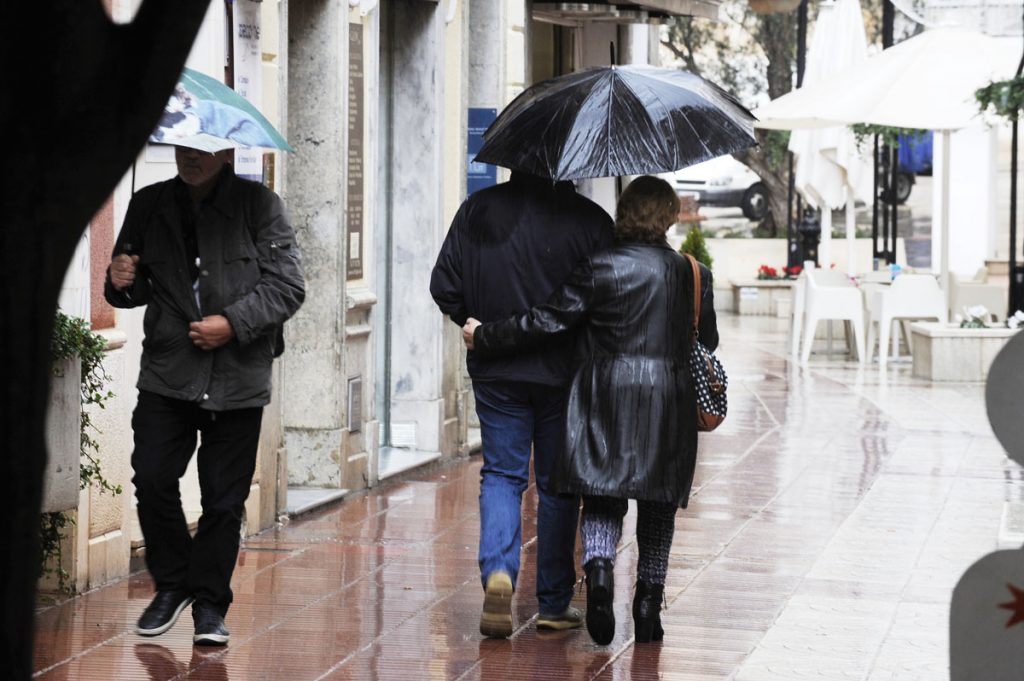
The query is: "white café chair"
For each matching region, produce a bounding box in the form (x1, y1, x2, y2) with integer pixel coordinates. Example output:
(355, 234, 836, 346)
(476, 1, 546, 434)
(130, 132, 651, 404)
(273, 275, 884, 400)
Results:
(800, 267, 866, 364)
(865, 274, 946, 368)
(949, 270, 1007, 322)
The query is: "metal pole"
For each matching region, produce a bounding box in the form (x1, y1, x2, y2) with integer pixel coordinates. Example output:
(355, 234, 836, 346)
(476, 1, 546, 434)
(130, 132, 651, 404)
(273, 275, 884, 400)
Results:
(941, 129, 952, 310)
(1010, 20, 1024, 315)
(872, 134, 879, 263)
(788, 0, 809, 267)
(882, 141, 890, 263)
(872, 0, 894, 267)
(788, 155, 797, 266)
(882, 0, 894, 48)
(1012, 116, 1019, 314)
(890, 143, 899, 262)
(797, 0, 808, 86)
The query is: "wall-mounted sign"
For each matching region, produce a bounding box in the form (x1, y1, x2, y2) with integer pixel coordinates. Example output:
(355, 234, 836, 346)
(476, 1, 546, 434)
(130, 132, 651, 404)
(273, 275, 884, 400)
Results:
(233, 0, 263, 182)
(467, 107, 497, 196)
(347, 22, 365, 281)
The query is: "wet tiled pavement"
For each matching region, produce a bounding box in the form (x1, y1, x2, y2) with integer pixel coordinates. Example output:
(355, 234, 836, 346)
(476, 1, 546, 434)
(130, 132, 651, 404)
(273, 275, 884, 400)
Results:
(33, 314, 1021, 680)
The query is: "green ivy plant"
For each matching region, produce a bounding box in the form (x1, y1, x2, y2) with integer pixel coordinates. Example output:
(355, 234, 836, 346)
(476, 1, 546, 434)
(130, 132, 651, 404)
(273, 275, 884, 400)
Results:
(678, 225, 713, 271)
(850, 124, 928, 152)
(976, 75, 1024, 120)
(40, 311, 120, 592)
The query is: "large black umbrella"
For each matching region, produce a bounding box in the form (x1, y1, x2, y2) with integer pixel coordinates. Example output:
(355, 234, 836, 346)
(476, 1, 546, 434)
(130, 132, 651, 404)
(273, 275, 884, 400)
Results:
(474, 65, 758, 181)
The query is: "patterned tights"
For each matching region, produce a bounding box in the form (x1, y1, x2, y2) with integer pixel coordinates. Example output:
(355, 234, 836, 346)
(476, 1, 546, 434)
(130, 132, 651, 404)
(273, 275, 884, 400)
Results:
(580, 496, 677, 585)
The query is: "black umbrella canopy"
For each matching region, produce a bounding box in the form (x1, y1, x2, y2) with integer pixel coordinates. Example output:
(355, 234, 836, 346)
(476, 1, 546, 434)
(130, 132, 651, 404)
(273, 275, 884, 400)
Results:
(475, 65, 758, 181)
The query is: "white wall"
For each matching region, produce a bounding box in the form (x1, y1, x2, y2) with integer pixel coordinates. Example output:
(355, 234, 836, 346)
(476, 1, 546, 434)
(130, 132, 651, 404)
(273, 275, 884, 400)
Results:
(932, 124, 998, 278)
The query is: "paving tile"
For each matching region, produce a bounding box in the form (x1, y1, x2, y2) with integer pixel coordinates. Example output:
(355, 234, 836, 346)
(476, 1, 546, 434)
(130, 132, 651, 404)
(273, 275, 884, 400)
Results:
(32, 315, 1024, 680)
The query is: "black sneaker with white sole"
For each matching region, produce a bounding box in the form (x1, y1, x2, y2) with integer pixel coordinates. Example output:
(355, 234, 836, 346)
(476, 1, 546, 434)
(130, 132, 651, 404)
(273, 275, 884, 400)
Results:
(192, 602, 230, 646)
(135, 590, 194, 636)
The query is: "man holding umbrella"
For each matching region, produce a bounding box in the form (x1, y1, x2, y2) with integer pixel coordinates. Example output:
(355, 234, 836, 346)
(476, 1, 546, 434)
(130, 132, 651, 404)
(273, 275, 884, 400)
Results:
(430, 171, 613, 637)
(106, 139, 304, 645)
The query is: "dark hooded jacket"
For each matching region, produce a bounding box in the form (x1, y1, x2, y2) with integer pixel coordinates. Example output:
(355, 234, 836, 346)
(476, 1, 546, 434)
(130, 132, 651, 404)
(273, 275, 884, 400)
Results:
(473, 240, 718, 507)
(430, 172, 613, 386)
(104, 167, 305, 411)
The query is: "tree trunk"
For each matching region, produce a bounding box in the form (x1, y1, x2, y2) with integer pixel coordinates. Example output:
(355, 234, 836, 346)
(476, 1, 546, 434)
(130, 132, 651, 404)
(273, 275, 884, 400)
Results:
(0, 2, 210, 677)
(757, 13, 796, 100)
(735, 131, 792, 235)
(744, 12, 797, 234)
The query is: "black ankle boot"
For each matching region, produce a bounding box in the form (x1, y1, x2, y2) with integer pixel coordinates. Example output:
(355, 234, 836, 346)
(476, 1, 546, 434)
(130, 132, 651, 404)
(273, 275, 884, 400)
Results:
(584, 558, 615, 645)
(632, 581, 664, 643)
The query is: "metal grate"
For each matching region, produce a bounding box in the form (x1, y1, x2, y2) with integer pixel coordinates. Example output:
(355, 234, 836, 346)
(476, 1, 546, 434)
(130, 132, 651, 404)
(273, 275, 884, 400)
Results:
(347, 376, 362, 433)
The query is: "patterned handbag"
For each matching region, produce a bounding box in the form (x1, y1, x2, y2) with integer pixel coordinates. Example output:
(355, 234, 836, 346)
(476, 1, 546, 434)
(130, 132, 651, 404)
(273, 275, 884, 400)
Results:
(683, 254, 728, 432)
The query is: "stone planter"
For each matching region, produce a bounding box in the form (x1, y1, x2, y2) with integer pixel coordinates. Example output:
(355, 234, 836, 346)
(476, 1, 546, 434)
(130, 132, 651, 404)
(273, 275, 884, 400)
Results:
(43, 356, 80, 513)
(910, 322, 1020, 382)
(731, 279, 796, 316)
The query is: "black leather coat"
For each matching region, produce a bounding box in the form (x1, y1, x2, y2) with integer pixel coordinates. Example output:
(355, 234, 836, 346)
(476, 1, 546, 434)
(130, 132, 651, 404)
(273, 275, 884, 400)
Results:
(474, 240, 718, 507)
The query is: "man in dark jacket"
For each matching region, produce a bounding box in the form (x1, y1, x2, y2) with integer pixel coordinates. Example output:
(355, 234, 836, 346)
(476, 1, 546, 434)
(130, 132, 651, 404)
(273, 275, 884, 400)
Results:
(105, 145, 305, 646)
(430, 171, 612, 637)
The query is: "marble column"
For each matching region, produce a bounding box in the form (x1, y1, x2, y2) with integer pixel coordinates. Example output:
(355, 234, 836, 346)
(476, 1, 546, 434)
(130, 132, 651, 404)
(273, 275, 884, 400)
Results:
(283, 0, 347, 487)
(469, 0, 503, 108)
(385, 2, 450, 454)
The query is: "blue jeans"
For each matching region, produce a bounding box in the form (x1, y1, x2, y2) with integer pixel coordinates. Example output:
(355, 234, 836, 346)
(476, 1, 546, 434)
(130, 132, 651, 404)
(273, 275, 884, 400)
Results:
(473, 380, 579, 615)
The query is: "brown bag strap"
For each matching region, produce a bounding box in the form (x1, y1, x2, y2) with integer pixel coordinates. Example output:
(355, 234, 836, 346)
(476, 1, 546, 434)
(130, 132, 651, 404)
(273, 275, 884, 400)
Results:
(684, 253, 701, 341)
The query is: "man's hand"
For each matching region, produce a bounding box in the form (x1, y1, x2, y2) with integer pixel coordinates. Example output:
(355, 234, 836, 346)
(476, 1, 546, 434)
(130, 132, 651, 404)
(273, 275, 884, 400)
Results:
(462, 318, 481, 350)
(189, 315, 235, 351)
(110, 254, 140, 291)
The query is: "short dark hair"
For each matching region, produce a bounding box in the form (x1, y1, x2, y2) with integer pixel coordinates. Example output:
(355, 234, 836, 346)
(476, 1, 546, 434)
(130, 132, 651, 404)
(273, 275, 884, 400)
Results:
(614, 175, 680, 243)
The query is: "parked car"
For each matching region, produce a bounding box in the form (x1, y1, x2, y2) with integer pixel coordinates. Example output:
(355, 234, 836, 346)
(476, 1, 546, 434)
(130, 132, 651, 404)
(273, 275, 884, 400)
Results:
(661, 155, 769, 221)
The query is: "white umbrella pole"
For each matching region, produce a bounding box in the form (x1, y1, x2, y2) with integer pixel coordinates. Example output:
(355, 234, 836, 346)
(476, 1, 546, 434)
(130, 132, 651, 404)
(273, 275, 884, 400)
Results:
(846, 186, 856, 274)
(940, 129, 951, 320)
(820, 208, 833, 267)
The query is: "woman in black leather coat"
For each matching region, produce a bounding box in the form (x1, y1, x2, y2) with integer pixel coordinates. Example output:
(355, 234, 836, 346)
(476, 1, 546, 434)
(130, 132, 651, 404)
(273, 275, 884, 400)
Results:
(463, 175, 718, 646)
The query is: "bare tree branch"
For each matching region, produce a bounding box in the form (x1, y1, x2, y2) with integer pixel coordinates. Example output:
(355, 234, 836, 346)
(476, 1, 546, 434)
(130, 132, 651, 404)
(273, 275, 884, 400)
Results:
(661, 20, 705, 75)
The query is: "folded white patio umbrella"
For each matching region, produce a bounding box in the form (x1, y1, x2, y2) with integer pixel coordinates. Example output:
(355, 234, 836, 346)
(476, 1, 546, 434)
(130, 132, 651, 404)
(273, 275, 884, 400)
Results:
(757, 27, 1013, 131)
(785, 0, 870, 271)
(755, 27, 1019, 288)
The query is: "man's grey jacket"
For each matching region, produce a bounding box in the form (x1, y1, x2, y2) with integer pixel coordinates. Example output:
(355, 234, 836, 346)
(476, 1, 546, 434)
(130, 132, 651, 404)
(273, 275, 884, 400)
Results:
(105, 168, 305, 411)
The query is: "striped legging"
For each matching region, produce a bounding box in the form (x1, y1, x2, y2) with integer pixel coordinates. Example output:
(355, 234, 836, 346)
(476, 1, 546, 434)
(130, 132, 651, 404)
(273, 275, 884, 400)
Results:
(580, 495, 677, 585)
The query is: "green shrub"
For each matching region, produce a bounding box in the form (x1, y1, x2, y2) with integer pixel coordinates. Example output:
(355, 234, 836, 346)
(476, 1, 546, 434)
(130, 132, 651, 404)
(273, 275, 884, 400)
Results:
(678, 225, 713, 271)
(41, 311, 119, 592)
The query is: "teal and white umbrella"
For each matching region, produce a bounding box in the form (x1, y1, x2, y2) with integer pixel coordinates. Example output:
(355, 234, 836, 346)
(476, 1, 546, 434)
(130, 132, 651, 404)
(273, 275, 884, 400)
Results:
(149, 67, 293, 152)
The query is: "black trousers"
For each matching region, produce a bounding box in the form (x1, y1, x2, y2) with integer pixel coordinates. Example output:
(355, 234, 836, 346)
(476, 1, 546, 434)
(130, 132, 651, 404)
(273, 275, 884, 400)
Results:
(131, 390, 263, 616)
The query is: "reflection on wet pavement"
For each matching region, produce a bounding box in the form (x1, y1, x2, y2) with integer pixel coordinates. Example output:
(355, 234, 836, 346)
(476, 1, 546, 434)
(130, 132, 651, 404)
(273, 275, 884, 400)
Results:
(33, 314, 1018, 680)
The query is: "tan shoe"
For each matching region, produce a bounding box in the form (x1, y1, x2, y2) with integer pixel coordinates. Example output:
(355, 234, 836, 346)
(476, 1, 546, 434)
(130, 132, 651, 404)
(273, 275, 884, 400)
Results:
(480, 571, 514, 638)
(537, 606, 583, 631)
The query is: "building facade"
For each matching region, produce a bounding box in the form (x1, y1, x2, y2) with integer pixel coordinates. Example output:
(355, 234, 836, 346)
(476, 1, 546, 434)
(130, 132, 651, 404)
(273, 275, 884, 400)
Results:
(46, 0, 716, 591)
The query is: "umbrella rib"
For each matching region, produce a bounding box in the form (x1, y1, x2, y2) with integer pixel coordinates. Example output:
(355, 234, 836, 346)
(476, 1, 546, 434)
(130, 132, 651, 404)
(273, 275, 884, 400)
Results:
(617, 74, 679, 165)
(555, 75, 608, 179)
(604, 74, 615, 174)
(678, 107, 714, 161)
(628, 70, 717, 165)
